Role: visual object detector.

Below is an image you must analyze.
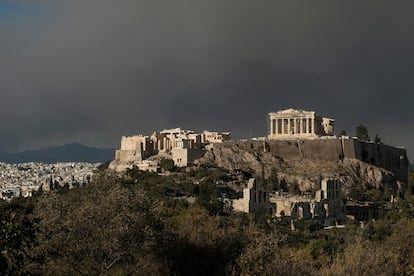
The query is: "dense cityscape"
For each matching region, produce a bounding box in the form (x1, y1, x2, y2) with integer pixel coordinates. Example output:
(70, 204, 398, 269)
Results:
(0, 162, 100, 200)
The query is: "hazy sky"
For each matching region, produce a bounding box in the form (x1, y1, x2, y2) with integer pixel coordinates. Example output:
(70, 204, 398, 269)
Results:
(0, 1, 413, 158)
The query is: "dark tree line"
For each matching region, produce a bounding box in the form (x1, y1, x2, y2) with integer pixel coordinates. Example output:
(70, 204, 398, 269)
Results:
(2, 168, 414, 275)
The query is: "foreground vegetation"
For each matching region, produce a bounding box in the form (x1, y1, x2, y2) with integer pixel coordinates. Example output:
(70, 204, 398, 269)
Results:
(2, 166, 414, 275)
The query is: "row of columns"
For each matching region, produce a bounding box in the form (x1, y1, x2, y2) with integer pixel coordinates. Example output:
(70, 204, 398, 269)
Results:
(270, 116, 315, 135)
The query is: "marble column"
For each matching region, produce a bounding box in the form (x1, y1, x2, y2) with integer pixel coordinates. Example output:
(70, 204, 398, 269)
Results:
(304, 117, 308, 133)
(311, 117, 315, 134)
(287, 119, 291, 134)
(303, 118, 306, 133)
(281, 119, 284, 134)
(281, 119, 283, 134)
(285, 118, 289, 134)
(270, 118, 274, 135)
(293, 119, 297, 134)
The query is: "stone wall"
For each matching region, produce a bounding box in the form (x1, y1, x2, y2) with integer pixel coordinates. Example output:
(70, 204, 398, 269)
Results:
(268, 139, 344, 161)
(352, 140, 408, 182)
(217, 138, 409, 183)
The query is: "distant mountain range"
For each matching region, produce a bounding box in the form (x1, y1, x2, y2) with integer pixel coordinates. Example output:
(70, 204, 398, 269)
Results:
(0, 143, 115, 163)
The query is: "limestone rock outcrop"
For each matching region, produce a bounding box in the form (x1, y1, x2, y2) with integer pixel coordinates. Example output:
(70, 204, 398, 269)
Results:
(197, 140, 408, 195)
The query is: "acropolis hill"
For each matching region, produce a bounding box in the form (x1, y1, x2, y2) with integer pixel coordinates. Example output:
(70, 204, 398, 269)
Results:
(110, 108, 410, 194)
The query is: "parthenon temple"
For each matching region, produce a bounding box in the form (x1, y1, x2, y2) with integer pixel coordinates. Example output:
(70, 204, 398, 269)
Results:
(268, 109, 334, 140)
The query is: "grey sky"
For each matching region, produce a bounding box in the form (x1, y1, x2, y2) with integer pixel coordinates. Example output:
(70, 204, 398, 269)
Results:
(0, 0, 413, 159)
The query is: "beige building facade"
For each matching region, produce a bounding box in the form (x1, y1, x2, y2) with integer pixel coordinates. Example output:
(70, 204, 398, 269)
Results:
(110, 127, 231, 171)
(268, 109, 334, 140)
(113, 135, 155, 164)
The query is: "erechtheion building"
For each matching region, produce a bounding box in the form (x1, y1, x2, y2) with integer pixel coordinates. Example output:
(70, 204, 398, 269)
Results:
(268, 109, 334, 140)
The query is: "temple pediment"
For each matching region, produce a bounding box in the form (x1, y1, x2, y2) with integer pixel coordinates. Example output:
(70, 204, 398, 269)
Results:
(271, 108, 313, 115)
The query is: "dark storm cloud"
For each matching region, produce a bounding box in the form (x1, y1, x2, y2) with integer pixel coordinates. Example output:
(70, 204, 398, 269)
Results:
(0, 0, 414, 158)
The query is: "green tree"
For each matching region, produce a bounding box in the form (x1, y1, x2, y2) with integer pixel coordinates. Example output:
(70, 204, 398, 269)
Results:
(356, 125, 370, 141)
(24, 173, 174, 275)
(168, 208, 245, 275)
(196, 180, 223, 215)
(0, 198, 37, 275)
(160, 158, 175, 172)
(235, 227, 315, 275)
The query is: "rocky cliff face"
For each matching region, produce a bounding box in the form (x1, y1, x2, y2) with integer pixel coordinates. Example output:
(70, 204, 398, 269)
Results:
(197, 141, 406, 195)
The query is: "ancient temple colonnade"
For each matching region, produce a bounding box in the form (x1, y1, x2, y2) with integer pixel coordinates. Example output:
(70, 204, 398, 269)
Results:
(268, 109, 334, 140)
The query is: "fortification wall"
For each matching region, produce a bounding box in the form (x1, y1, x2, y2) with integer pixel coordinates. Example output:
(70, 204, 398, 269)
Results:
(352, 140, 409, 183)
(219, 138, 409, 183)
(114, 150, 143, 162)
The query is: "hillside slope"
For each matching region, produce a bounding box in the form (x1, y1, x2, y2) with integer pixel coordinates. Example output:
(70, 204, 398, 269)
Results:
(197, 140, 408, 195)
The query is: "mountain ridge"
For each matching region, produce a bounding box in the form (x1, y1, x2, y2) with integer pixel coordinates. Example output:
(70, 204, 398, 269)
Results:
(0, 143, 115, 163)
